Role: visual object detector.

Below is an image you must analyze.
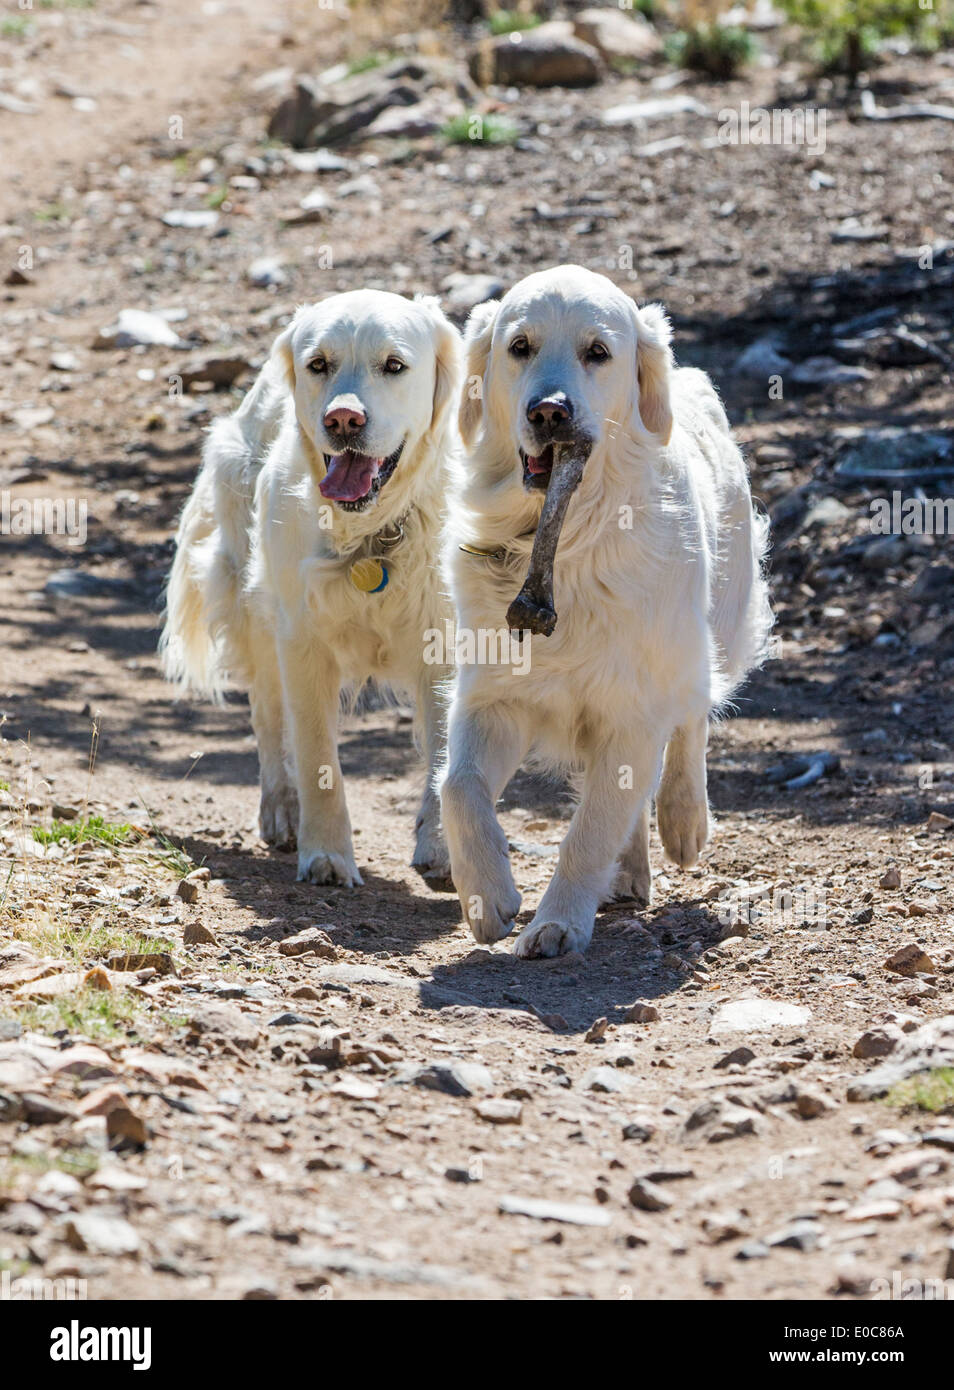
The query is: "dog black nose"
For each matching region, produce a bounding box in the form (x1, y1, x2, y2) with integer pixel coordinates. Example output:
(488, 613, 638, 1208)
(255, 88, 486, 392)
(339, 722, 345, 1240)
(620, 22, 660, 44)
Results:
(527, 393, 573, 431)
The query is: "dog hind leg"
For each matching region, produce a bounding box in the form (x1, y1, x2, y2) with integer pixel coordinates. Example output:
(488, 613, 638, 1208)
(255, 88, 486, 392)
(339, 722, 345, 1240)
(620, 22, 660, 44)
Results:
(656, 715, 710, 869)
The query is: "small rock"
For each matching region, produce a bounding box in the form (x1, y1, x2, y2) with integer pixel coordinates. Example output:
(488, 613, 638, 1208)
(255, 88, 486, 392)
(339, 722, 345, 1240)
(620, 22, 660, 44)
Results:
(93, 308, 184, 349)
(176, 878, 199, 904)
(794, 1086, 835, 1119)
(161, 208, 219, 230)
(853, 1025, 903, 1060)
(107, 1102, 149, 1150)
(628, 1176, 673, 1212)
(278, 927, 337, 959)
(403, 1060, 493, 1098)
(474, 1099, 522, 1125)
(247, 257, 286, 288)
(879, 867, 901, 890)
(183, 920, 217, 946)
(470, 28, 602, 89)
(582, 1066, 624, 1094)
(766, 1220, 823, 1252)
(498, 1195, 610, 1227)
(624, 1002, 659, 1024)
(702, 1209, 749, 1244)
(65, 1212, 141, 1256)
(622, 1120, 656, 1143)
(884, 943, 935, 977)
(714, 1046, 756, 1070)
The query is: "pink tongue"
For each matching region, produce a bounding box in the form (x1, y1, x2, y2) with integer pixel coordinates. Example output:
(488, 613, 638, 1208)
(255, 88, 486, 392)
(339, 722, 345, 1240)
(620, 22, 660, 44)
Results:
(527, 453, 551, 475)
(319, 452, 380, 502)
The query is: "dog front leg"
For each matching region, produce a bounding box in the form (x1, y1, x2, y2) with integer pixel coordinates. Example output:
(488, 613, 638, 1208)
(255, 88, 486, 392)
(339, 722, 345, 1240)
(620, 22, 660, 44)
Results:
(441, 701, 528, 943)
(411, 675, 452, 883)
(248, 633, 299, 850)
(514, 737, 665, 958)
(277, 633, 360, 887)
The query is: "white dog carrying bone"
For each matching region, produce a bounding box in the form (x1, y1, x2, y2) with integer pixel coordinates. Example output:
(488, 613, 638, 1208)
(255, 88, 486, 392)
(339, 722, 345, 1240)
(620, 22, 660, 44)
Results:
(440, 265, 772, 958)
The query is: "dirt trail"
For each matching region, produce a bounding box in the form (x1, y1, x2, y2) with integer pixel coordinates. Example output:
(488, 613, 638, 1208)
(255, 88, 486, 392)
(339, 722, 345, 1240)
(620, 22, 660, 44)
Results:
(1, 1, 954, 1301)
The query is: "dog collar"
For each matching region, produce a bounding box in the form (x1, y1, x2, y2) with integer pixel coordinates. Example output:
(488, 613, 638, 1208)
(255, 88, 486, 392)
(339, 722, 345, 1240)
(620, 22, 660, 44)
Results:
(459, 525, 536, 563)
(348, 511, 410, 594)
(459, 541, 507, 561)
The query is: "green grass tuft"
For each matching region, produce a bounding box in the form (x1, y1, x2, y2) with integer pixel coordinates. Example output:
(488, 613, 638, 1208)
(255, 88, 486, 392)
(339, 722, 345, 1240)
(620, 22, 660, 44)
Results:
(665, 23, 757, 79)
(442, 112, 519, 146)
(487, 9, 541, 36)
(33, 815, 135, 848)
(886, 1068, 954, 1115)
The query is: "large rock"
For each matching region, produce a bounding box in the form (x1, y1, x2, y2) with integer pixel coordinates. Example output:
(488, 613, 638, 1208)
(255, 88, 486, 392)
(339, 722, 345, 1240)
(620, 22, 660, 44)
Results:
(470, 26, 602, 88)
(573, 8, 661, 64)
(268, 57, 468, 148)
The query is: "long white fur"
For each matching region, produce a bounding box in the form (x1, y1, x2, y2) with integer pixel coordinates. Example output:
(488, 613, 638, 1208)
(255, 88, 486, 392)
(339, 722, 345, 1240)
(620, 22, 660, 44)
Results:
(161, 289, 462, 882)
(440, 265, 772, 958)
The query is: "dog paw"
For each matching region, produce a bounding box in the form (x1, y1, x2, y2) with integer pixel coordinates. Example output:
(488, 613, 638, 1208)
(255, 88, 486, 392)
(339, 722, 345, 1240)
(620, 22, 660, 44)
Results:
(458, 878, 521, 944)
(657, 796, 710, 869)
(259, 785, 299, 850)
(513, 916, 593, 959)
(411, 827, 452, 887)
(297, 847, 362, 887)
(604, 862, 652, 908)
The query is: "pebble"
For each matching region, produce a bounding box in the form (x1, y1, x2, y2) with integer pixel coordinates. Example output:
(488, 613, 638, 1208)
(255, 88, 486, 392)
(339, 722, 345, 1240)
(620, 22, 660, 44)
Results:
(474, 1099, 523, 1125)
(65, 1212, 141, 1256)
(624, 1002, 659, 1024)
(853, 1024, 903, 1059)
(714, 1045, 756, 1070)
(183, 920, 217, 945)
(884, 943, 935, 977)
(278, 926, 337, 959)
(709, 997, 811, 1036)
(247, 257, 286, 288)
(794, 1086, 835, 1119)
(582, 1065, 626, 1093)
(498, 1195, 611, 1227)
(628, 1177, 673, 1212)
(766, 1220, 823, 1252)
(402, 1061, 494, 1098)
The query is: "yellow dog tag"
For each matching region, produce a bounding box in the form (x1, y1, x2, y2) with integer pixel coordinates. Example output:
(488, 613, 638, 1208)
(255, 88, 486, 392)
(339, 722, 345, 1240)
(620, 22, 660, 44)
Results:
(349, 558, 388, 594)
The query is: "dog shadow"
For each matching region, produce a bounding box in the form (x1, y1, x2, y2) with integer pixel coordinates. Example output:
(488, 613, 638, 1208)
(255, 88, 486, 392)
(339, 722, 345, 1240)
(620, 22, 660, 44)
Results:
(419, 901, 730, 1035)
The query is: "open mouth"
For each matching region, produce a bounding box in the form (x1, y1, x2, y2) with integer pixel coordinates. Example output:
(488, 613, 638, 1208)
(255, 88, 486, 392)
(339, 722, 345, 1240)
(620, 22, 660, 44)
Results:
(519, 444, 554, 490)
(319, 441, 405, 511)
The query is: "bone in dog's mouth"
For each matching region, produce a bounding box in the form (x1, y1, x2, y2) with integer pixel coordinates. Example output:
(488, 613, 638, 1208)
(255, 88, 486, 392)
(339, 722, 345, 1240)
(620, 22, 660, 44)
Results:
(519, 445, 554, 491)
(507, 441, 591, 638)
(319, 441, 405, 511)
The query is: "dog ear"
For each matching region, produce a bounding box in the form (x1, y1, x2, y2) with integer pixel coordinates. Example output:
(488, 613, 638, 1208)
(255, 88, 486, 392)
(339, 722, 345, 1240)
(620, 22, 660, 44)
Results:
(635, 302, 674, 446)
(415, 296, 464, 440)
(269, 316, 298, 392)
(458, 299, 499, 450)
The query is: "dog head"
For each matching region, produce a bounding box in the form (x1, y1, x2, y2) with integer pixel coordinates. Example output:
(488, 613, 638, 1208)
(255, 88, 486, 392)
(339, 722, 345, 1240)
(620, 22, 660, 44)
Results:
(459, 265, 673, 491)
(272, 290, 461, 512)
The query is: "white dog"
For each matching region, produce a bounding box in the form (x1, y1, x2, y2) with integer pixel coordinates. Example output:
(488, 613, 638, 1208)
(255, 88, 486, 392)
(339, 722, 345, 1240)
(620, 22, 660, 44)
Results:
(440, 266, 771, 957)
(162, 290, 462, 886)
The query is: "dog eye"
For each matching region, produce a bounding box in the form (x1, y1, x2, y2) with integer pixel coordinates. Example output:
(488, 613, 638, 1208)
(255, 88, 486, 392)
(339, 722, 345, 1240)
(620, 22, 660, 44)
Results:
(586, 342, 610, 363)
(384, 357, 407, 374)
(307, 356, 328, 375)
(509, 336, 531, 358)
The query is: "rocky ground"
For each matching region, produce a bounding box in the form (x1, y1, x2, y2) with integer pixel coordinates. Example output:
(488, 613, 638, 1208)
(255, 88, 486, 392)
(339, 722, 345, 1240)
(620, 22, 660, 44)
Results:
(1, 0, 954, 1301)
